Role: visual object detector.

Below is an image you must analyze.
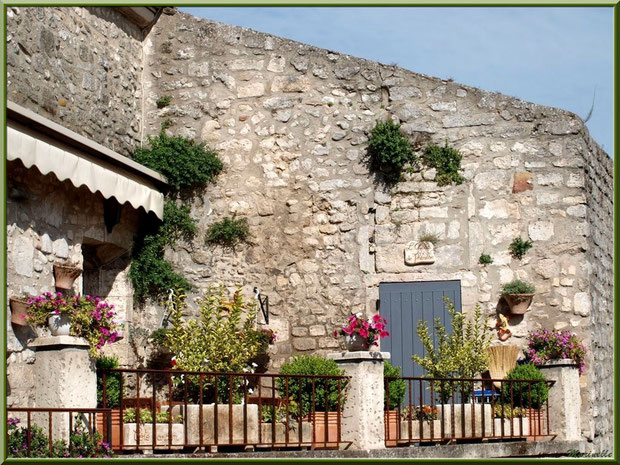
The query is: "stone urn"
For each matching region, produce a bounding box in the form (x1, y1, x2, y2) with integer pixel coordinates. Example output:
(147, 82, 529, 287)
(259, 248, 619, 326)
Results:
(53, 263, 82, 290)
(502, 293, 534, 315)
(9, 297, 29, 326)
(48, 313, 71, 336)
(345, 333, 368, 351)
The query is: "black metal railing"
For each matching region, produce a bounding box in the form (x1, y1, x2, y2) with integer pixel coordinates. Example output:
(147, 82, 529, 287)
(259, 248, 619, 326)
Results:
(384, 376, 556, 446)
(100, 368, 349, 452)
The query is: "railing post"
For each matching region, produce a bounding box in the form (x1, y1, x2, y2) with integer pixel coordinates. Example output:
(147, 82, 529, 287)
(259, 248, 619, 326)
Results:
(327, 351, 389, 450)
(538, 359, 581, 441)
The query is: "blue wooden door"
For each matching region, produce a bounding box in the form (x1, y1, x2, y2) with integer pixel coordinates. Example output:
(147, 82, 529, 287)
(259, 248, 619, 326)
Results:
(380, 280, 462, 405)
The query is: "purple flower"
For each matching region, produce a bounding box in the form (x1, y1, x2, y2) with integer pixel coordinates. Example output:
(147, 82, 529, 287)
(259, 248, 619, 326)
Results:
(7, 418, 20, 426)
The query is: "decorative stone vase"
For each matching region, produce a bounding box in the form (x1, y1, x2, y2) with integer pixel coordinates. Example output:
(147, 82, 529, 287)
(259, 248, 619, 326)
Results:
(48, 313, 71, 336)
(344, 333, 368, 351)
(9, 297, 29, 326)
(502, 294, 534, 315)
(53, 263, 82, 290)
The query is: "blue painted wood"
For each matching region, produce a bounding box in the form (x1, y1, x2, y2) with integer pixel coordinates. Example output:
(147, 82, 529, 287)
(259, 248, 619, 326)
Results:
(380, 280, 462, 406)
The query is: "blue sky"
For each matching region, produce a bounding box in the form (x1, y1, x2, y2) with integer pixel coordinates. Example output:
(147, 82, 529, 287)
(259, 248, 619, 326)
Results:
(181, 7, 614, 158)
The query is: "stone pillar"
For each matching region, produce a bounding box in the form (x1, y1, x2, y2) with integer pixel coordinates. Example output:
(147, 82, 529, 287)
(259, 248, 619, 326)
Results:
(29, 336, 96, 441)
(327, 351, 389, 450)
(539, 359, 581, 441)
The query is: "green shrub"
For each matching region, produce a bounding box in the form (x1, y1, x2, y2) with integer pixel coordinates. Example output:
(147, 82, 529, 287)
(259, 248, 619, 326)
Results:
(96, 356, 121, 409)
(206, 216, 250, 246)
(421, 142, 464, 186)
(367, 119, 416, 183)
(502, 280, 535, 295)
(166, 286, 262, 403)
(502, 363, 549, 409)
(418, 232, 440, 245)
(278, 355, 348, 415)
(133, 132, 222, 193)
(384, 362, 406, 409)
(412, 298, 493, 402)
(156, 95, 172, 109)
(509, 237, 533, 260)
(478, 253, 493, 265)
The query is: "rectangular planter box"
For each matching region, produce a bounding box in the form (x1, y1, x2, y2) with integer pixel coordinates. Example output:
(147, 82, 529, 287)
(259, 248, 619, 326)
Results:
(168, 404, 259, 446)
(122, 423, 184, 450)
(258, 422, 313, 446)
(95, 409, 121, 451)
(308, 411, 341, 449)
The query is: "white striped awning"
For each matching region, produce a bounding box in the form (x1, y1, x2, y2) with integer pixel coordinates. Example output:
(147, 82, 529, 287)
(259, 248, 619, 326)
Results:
(7, 110, 165, 219)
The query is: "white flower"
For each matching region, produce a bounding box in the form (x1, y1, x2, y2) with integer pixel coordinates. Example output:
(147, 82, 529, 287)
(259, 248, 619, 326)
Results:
(356, 312, 363, 318)
(251, 362, 258, 368)
(248, 388, 254, 395)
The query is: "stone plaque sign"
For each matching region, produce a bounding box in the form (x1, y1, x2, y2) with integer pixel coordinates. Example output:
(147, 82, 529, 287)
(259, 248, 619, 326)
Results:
(404, 241, 435, 266)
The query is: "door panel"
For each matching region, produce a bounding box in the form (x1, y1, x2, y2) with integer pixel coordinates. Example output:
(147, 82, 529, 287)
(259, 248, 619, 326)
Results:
(380, 280, 462, 406)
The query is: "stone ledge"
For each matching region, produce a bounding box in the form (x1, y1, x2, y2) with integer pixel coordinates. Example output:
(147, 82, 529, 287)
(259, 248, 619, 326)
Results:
(28, 335, 89, 349)
(539, 359, 579, 368)
(327, 351, 390, 362)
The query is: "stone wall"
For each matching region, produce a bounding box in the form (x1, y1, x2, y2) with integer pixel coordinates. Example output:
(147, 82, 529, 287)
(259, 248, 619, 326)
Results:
(139, 11, 613, 451)
(6, 160, 140, 406)
(6, 6, 144, 156)
(582, 133, 614, 452)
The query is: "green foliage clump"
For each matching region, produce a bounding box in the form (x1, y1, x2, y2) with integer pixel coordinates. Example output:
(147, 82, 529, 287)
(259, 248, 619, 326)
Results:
(166, 286, 262, 403)
(509, 237, 533, 260)
(367, 119, 417, 183)
(133, 132, 223, 193)
(384, 362, 406, 409)
(278, 355, 348, 415)
(205, 216, 250, 247)
(478, 253, 493, 265)
(7, 415, 113, 458)
(493, 403, 527, 419)
(97, 356, 121, 409)
(130, 131, 222, 301)
(502, 280, 535, 295)
(122, 408, 182, 424)
(418, 232, 440, 245)
(412, 298, 493, 402)
(421, 142, 464, 186)
(156, 95, 172, 109)
(502, 363, 549, 409)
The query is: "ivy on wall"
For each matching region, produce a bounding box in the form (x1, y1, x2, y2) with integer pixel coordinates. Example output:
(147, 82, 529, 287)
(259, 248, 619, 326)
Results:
(130, 131, 223, 302)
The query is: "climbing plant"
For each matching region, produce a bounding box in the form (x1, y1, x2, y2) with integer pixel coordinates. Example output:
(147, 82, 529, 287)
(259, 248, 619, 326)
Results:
(205, 216, 250, 247)
(130, 131, 223, 302)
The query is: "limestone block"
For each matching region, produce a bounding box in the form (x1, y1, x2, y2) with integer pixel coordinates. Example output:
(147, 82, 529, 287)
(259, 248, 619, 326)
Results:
(12, 235, 34, 277)
(474, 171, 510, 191)
(169, 404, 259, 445)
(237, 82, 265, 98)
(479, 199, 520, 220)
(229, 58, 264, 71)
(513, 172, 533, 193)
(573, 292, 591, 317)
(271, 75, 310, 93)
(404, 241, 435, 266)
(528, 221, 554, 241)
(267, 55, 286, 72)
(122, 423, 185, 450)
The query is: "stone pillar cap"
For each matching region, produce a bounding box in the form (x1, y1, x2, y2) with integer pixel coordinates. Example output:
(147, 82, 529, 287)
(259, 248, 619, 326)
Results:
(538, 358, 579, 368)
(29, 335, 89, 348)
(327, 351, 390, 362)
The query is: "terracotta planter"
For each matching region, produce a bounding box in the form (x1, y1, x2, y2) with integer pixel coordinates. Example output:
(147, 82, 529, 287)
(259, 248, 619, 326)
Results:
(96, 409, 122, 451)
(502, 293, 534, 315)
(53, 263, 82, 290)
(308, 411, 340, 448)
(345, 333, 368, 351)
(384, 410, 400, 446)
(9, 297, 29, 326)
(526, 408, 546, 441)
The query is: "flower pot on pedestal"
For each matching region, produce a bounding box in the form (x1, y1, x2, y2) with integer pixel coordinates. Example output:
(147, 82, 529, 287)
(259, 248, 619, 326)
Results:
(344, 334, 368, 351)
(48, 313, 71, 336)
(502, 294, 534, 315)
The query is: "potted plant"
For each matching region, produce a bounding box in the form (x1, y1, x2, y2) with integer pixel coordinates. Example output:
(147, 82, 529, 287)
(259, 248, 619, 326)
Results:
(383, 362, 406, 446)
(53, 262, 82, 290)
(277, 355, 348, 449)
(96, 356, 122, 450)
(501, 280, 535, 315)
(502, 363, 549, 439)
(525, 329, 586, 375)
(25, 292, 73, 336)
(9, 294, 31, 326)
(26, 293, 120, 355)
(334, 312, 390, 351)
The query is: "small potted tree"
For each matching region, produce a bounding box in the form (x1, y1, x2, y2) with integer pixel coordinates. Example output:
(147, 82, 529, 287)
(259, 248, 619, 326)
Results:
(383, 362, 406, 446)
(501, 280, 535, 315)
